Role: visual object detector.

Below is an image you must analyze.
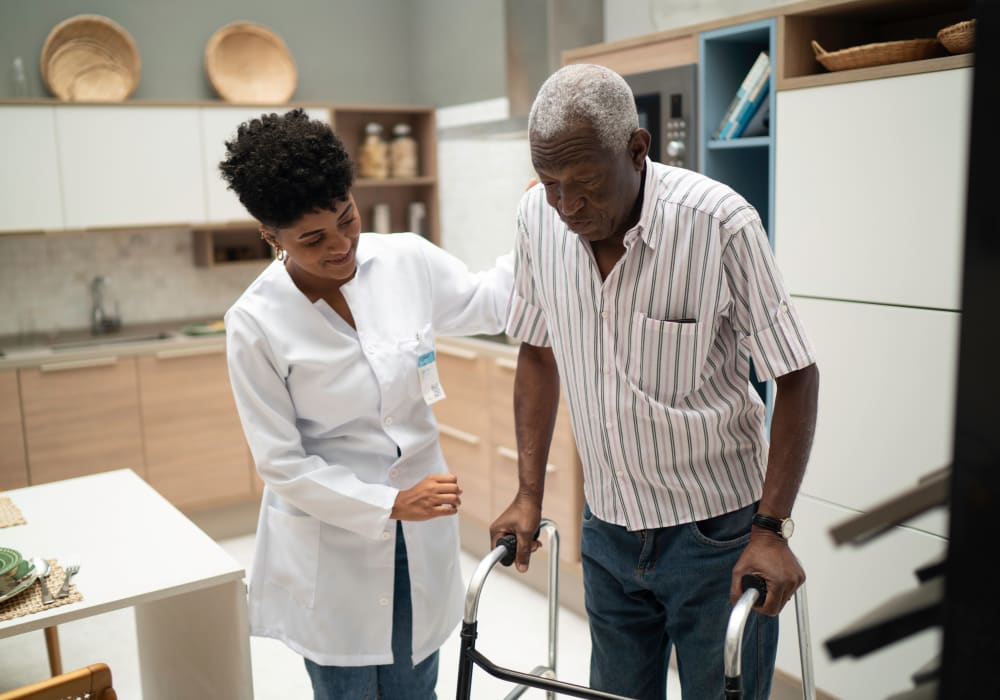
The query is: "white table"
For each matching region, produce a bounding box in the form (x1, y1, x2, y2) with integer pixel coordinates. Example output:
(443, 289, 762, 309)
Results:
(0, 469, 253, 699)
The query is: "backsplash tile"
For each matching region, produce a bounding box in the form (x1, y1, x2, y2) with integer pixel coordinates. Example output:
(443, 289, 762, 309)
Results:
(0, 229, 265, 338)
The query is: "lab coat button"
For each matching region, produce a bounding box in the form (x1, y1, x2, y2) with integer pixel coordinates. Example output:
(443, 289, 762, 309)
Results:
(390, 468, 400, 478)
(381, 531, 391, 540)
(384, 417, 394, 426)
(379, 597, 390, 606)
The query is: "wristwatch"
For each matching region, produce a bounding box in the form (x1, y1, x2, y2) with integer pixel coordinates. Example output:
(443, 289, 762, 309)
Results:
(752, 513, 795, 540)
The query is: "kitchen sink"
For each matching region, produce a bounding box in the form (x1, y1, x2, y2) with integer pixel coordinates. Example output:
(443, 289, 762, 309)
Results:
(49, 331, 174, 351)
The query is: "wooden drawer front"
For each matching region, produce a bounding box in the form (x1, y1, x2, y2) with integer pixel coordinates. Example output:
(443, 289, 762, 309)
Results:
(432, 392, 489, 438)
(436, 345, 490, 404)
(0, 371, 28, 489)
(138, 350, 253, 510)
(438, 428, 491, 528)
(20, 357, 145, 484)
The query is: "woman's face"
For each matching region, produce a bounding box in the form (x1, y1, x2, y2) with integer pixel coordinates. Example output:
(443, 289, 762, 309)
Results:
(269, 195, 361, 285)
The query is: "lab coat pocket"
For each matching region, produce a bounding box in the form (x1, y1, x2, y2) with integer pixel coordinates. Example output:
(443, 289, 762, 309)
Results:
(398, 324, 437, 401)
(620, 312, 702, 404)
(264, 506, 320, 609)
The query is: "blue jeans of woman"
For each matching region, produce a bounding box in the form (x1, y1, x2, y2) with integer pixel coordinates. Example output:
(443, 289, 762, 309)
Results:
(304, 521, 439, 700)
(581, 501, 777, 700)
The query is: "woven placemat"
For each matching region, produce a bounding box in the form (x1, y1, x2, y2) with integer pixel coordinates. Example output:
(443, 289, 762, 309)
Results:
(0, 496, 26, 528)
(0, 560, 82, 622)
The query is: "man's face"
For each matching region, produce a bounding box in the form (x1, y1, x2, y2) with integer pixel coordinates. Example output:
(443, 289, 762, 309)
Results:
(530, 123, 647, 242)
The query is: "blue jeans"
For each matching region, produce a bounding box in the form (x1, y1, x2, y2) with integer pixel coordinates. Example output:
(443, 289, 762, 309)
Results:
(581, 501, 777, 700)
(304, 521, 439, 700)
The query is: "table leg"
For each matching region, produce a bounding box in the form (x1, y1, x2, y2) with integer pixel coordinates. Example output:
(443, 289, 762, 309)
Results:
(44, 626, 62, 676)
(134, 580, 252, 700)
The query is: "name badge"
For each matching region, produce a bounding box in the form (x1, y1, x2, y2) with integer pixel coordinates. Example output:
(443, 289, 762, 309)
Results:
(417, 351, 446, 405)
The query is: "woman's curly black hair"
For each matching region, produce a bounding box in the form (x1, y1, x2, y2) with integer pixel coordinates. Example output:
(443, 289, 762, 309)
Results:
(219, 108, 355, 229)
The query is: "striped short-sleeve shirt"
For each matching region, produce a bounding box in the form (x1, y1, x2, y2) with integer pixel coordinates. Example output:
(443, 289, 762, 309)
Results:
(506, 159, 816, 531)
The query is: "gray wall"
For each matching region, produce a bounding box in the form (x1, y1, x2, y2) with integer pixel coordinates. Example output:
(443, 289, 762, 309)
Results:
(604, 0, 788, 43)
(0, 0, 504, 105)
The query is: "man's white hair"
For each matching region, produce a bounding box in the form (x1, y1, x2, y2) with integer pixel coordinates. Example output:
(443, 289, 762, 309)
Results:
(528, 63, 639, 151)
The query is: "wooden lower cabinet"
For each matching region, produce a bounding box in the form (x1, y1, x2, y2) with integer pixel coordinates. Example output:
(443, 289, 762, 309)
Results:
(137, 347, 254, 510)
(435, 340, 585, 564)
(0, 370, 28, 489)
(19, 356, 145, 484)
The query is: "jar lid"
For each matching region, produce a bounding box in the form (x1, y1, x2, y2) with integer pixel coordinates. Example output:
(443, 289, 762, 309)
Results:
(392, 123, 412, 136)
(365, 122, 384, 134)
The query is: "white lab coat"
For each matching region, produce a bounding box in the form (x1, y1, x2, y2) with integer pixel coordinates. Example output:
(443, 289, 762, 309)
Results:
(225, 232, 513, 667)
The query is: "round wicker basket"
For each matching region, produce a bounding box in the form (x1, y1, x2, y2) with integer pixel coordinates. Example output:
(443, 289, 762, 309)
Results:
(205, 21, 297, 103)
(40, 14, 140, 101)
(938, 19, 975, 55)
(811, 38, 943, 72)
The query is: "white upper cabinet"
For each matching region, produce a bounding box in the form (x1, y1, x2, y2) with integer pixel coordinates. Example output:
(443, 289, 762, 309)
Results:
(0, 107, 64, 233)
(200, 106, 331, 224)
(55, 106, 207, 229)
(775, 68, 973, 311)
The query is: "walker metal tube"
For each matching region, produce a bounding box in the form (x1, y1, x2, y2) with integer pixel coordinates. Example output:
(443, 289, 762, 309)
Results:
(724, 587, 761, 699)
(795, 583, 817, 700)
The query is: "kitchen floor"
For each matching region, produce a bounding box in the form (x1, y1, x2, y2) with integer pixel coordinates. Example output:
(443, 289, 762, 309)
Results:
(0, 534, 683, 699)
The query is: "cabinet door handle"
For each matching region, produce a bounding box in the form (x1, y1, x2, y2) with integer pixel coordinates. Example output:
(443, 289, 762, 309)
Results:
(495, 357, 518, 371)
(40, 356, 119, 372)
(155, 345, 225, 360)
(496, 445, 557, 473)
(437, 345, 478, 361)
(438, 423, 481, 445)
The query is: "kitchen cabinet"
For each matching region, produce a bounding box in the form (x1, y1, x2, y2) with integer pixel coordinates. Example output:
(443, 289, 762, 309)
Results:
(0, 106, 64, 234)
(432, 344, 492, 529)
(331, 106, 440, 244)
(19, 356, 145, 484)
(774, 68, 972, 310)
(0, 371, 28, 490)
(434, 338, 584, 565)
(199, 106, 332, 224)
(55, 106, 206, 230)
(137, 346, 254, 511)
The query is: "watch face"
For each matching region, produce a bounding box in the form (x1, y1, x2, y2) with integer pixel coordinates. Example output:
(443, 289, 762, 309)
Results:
(780, 519, 795, 539)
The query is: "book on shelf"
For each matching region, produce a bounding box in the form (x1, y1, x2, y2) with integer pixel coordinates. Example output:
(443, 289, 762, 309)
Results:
(740, 96, 770, 138)
(725, 66, 771, 139)
(711, 50, 770, 140)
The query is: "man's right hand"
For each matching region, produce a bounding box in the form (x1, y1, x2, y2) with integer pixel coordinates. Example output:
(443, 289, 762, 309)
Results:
(489, 495, 543, 572)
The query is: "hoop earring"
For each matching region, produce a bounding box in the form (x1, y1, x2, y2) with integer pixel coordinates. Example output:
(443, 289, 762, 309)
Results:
(275, 247, 288, 262)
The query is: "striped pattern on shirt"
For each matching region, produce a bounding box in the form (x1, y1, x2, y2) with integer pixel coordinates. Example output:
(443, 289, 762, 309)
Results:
(506, 159, 816, 530)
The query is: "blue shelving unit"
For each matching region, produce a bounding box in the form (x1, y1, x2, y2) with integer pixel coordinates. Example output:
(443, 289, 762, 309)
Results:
(698, 18, 776, 239)
(698, 18, 777, 419)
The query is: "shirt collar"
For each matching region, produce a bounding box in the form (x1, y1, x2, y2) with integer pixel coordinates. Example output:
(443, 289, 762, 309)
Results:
(623, 158, 659, 250)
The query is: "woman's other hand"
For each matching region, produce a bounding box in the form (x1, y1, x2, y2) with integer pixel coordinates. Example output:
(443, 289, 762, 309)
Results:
(391, 474, 463, 521)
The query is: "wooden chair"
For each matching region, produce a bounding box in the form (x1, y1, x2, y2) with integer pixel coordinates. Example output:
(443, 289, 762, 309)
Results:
(0, 663, 117, 700)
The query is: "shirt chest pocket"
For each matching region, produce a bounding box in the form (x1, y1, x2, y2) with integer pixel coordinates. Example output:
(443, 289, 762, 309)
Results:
(619, 312, 703, 404)
(396, 324, 436, 401)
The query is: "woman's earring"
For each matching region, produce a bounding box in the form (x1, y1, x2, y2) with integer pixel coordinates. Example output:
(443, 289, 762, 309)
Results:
(275, 247, 288, 262)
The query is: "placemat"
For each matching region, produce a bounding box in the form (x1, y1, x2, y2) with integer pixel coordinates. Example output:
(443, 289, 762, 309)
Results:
(0, 496, 26, 528)
(0, 560, 82, 622)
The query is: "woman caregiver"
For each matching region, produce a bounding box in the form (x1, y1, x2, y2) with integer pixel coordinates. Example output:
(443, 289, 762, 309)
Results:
(219, 108, 513, 699)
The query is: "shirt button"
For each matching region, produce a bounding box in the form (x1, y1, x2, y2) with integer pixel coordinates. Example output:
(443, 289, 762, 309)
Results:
(603, 366, 611, 375)
(616, 469, 624, 477)
(606, 421, 613, 429)
(379, 597, 390, 606)
(384, 417, 394, 426)
(381, 531, 391, 540)
(601, 311, 609, 319)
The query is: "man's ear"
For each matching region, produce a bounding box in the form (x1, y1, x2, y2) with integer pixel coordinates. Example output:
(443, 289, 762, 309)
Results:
(628, 129, 651, 168)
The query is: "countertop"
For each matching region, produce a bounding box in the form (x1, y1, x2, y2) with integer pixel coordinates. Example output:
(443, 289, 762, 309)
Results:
(0, 322, 518, 371)
(0, 317, 227, 370)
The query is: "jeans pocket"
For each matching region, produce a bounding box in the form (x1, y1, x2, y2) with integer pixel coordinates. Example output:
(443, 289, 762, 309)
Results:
(689, 502, 756, 547)
(582, 502, 593, 522)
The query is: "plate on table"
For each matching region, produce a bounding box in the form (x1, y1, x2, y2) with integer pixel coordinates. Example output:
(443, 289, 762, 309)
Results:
(0, 547, 30, 590)
(0, 560, 38, 604)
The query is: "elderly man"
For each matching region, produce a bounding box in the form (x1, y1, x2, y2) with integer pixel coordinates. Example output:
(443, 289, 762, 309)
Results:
(490, 63, 819, 699)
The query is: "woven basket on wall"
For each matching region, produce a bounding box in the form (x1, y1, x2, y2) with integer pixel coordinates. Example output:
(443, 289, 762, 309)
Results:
(205, 21, 297, 103)
(811, 38, 943, 72)
(938, 19, 975, 54)
(40, 14, 140, 101)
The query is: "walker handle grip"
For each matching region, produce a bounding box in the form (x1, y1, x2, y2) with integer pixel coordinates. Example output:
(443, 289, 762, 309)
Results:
(497, 534, 518, 567)
(741, 574, 768, 607)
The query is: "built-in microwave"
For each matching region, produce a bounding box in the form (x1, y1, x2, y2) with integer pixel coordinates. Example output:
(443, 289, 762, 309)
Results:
(624, 64, 697, 171)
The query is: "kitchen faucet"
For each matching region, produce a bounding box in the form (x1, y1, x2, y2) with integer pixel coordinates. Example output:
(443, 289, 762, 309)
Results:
(90, 275, 122, 335)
